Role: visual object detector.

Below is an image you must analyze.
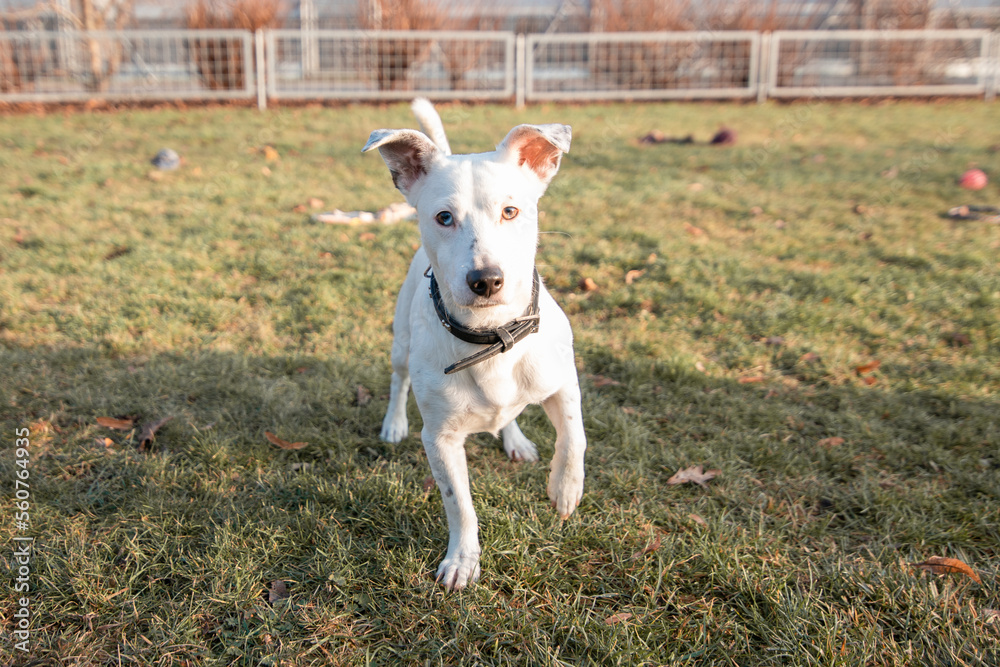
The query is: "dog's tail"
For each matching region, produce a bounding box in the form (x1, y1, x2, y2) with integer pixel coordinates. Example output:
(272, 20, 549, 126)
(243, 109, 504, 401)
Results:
(411, 98, 451, 156)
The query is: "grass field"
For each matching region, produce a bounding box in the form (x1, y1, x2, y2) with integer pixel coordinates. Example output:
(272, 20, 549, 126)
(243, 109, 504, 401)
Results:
(1, 99, 998, 666)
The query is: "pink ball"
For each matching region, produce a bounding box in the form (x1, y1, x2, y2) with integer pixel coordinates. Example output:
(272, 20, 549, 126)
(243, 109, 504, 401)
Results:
(959, 169, 988, 190)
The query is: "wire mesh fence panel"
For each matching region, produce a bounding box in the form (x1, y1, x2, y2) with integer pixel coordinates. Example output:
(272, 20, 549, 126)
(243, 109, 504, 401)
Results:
(266, 30, 515, 100)
(769, 30, 992, 97)
(0, 30, 255, 102)
(525, 32, 760, 101)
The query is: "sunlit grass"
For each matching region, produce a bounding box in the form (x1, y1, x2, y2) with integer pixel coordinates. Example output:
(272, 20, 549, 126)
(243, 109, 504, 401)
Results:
(1, 100, 998, 665)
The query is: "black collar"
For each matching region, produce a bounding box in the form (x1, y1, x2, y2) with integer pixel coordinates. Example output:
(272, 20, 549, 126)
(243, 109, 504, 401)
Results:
(427, 267, 541, 374)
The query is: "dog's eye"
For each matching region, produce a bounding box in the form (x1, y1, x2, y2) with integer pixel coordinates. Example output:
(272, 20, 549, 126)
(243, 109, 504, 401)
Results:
(435, 211, 454, 227)
(501, 206, 519, 221)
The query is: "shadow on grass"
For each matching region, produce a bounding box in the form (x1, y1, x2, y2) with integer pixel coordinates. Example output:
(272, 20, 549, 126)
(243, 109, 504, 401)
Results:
(2, 344, 997, 664)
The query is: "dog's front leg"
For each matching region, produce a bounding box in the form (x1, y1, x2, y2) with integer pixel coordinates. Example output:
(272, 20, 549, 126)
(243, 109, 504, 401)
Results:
(422, 425, 481, 590)
(543, 382, 587, 519)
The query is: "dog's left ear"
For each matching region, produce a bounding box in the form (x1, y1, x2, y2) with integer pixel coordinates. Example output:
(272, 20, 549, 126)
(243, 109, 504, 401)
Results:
(497, 124, 571, 186)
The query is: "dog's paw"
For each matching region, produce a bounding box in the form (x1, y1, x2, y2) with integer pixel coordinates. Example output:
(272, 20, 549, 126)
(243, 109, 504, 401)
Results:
(435, 552, 481, 591)
(380, 416, 408, 443)
(502, 429, 539, 463)
(548, 468, 584, 520)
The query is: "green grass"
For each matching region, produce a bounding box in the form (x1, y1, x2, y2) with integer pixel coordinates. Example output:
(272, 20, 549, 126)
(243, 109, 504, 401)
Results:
(1, 99, 998, 666)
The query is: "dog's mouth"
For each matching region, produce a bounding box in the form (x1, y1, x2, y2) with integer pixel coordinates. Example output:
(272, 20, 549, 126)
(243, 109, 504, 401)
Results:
(465, 295, 506, 309)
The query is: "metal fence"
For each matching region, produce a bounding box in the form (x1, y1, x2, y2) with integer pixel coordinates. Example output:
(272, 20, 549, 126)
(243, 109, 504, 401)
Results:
(0, 28, 997, 106)
(767, 29, 995, 98)
(0, 29, 255, 102)
(265, 29, 515, 100)
(524, 31, 762, 101)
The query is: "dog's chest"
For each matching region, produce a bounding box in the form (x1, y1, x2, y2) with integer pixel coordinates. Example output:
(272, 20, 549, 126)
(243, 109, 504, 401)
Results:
(461, 355, 550, 433)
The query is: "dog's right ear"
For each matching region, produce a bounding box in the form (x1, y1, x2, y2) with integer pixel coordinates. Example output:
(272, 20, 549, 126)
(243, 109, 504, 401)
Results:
(362, 129, 441, 196)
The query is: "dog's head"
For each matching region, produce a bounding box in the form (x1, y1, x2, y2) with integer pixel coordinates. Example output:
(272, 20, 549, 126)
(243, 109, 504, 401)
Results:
(364, 123, 570, 328)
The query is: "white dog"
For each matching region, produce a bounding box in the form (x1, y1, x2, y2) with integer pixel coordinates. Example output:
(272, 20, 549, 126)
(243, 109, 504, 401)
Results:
(363, 99, 587, 591)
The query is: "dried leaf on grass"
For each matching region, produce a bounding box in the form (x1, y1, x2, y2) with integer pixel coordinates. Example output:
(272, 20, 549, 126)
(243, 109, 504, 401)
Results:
(265, 431, 309, 450)
(268, 579, 289, 603)
(97, 417, 134, 430)
(588, 374, 622, 388)
(356, 385, 372, 406)
(738, 376, 766, 384)
(631, 533, 662, 560)
(911, 556, 981, 584)
(604, 612, 633, 626)
(684, 222, 705, 236)
(580, 277, 599, 292)
(689, 513, 708, 527)
(817, 437, 845, 447)
(625, 269, 645, 285)
(667, 465, 720, 489)
(103, 245, 132, 261)
(856, 360, 881, 375)
(422, 476, 436, 494)
(139, 416, 172, 451)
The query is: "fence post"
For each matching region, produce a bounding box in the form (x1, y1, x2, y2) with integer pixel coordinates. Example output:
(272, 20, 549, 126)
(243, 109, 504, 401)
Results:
(757, 32, 770, 103)
(255, 29, 267, 110)
(516, 34, 526, 109)
(987, 32, 998, 102)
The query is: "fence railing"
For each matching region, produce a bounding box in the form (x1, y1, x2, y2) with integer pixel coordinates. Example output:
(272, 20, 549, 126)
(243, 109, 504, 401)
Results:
(1, 28, 997, 106)
(0, 29, 255, 102)
(265, 29, 515, 100)
(767, 29, 995, 99)
(524, 31, 762, 101)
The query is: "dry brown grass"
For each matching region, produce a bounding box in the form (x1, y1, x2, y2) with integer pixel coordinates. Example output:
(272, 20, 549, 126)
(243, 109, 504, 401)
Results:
(0, 34, 22, 93)
(360, 0, 490, 91)
(185, 0, 284, 90)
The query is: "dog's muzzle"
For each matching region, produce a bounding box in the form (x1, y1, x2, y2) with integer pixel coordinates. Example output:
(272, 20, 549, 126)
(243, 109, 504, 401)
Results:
(426, 267, 541, 375)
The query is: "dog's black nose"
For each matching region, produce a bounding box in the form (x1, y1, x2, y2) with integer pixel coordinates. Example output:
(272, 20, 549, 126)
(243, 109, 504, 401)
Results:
(466, 267, 504, 298)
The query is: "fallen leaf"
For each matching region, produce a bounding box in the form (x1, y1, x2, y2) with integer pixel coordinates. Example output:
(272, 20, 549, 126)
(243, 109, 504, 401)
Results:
(97, 417, 134, 430)
(684, 222, 705, 236)
(359, 232, 376, 242)
(912, 556, 981, 584)
(139, 416, 173, 451)
(738, 376, 766, 384)
(95, 437, 114, 447)
(265, 431, 308, 450)
(356, 385, 372, 406)
(103, 245, 131, 261)
(856, 360, 881, 375)
(631, 533, 662, 560)
(292, 204, 308, 213)
(689, 513, 707, 527)
(580, 277, 598, 292)
(694, 361, 706, 373)
(947, 333, 971, 347)
(625, 269, 645, 285)
(268, 579, 289, 603)
(588, 374, 621, 388)
(862, 376, 878, 386)
(817, 437, 845, 447)
(263, 145, 279, 162)
(667, 465, 720, 489)
(604, 612, 633, 626)
(422, 476, 436, 493)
